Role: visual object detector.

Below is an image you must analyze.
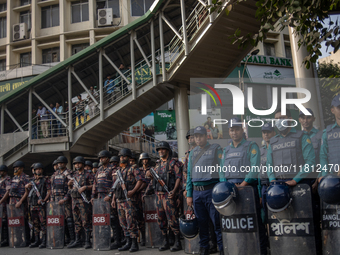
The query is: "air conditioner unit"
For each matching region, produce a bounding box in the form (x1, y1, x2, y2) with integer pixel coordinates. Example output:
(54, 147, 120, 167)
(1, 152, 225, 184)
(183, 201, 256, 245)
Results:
(13, 23, 27, 41)
(98, 8, 112, 27)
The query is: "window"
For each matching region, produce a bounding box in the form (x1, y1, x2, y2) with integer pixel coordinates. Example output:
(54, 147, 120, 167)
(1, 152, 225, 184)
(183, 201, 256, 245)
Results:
(72, 0, 89, 23)
(131, 0, 153, 16)
(21, 0, 31, 6)
(72, 43, 89, 55)
(96, 0, 120, 18)
(41, 5, 59, 28)
(42, 47, 60, 63)
(20, 52, 31, 67)
(264, 43, 275, 56)
(20, 11, 31, 30)
(0, 3, 7, 12)
(0, 59, 5, 71)
(0, 17, 6, 38)
(285, 45, 292, 59)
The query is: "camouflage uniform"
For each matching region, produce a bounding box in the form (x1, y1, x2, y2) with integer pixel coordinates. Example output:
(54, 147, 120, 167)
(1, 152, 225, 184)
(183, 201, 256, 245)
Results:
(70, 171, 94, 234)
(28, 176, 51, 235)
(8, 172, 29, 210)
(114, 164, 145, 238)
(0, 175, 11, 218)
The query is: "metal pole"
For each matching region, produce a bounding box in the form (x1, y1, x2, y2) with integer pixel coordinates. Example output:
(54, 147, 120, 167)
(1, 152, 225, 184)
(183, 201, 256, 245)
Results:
(5, 108, 24, 132)
(28, 88, 32, 146)
(0, 104, 4, 134)
(159, 13, 166, 82)
(130, 31, 136, 100)
(180, 0, 189, 56)
(99, 48, 104, 121)
(71, 69, 99, 105)
(68, 68, 73, 142)
(151, 19, 157, 86)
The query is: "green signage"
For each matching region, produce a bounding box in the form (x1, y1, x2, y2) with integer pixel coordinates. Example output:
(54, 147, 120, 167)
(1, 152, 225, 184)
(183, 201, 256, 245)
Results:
(242, 55, 293, 67)
(0, 76, 36, 100)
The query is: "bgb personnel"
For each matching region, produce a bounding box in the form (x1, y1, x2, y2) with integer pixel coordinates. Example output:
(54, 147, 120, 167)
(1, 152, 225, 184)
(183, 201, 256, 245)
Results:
(67, 156, 94, 249)
(0, 165, 11, 247)
(145, 142, 182, 252)
(92, 162, 99, 174)
(25, 163, 51, 248)
(84, 161, 93, 174)
(186, 126, 223, 255)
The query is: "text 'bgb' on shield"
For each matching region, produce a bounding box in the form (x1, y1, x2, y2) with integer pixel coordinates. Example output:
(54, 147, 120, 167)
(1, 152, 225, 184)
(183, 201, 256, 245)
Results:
(47, 215, 64, 226)
(145, 211, 158, 222)
(8, 216, 24, 227)
(93, 214, 110, 226)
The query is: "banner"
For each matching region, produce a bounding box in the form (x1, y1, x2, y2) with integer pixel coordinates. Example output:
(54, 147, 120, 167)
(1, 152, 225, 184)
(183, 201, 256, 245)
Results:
(154, 110, 176, 140)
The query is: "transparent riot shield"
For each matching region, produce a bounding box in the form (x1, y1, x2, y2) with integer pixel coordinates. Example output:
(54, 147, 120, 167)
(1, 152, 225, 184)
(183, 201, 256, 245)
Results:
(46, 201, 65, 249)
(321, 201, 340, 255)
(145, 194, 162, 248)
(92, 199, 111, 251)
(221, 186, 260, 255)
(7, 204, 26, 248)
(183, 198, 200, 254)
(268, 184, 316, 255)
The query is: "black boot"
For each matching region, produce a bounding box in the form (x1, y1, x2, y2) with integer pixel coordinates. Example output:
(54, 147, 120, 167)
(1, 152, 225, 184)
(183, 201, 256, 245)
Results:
(25, 221, 31, 246)
(129, 238, 139, 252)
(209, 220, 217, 253)
(30, 228, 35, 244)
(66, 218, 75, 245)
(170, 234, 182, 252)
(39, 234, 46, 249)
(219, 250, 224, 255)
(67, 232, 82, 248)
(159, 234, 170, 251)
(140, 229, 145, 246)
(121, 229, 126, 244)
(84, 231, 91, 249)
(118, 236, 131, 251)
(199, 247, 209, 255)
(0, 219, 9, 247)
(29, 235, 40, 248)
(110, 220, 122, 249)
(65, 219, 70, 244)
(168, 229, 175, 246)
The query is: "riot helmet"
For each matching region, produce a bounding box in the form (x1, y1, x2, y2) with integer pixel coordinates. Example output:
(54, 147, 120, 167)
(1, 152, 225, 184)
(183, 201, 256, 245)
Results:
(179, 213, 199, 239)
(56, 156, 68, 164)
(118, 148, 132, 158)
(110, 156, 120, 163)
(212, 182, 238, 216)
(98, 150, 111, 159)
(318, 174, 340, 205)
(266, 181, 292, 212)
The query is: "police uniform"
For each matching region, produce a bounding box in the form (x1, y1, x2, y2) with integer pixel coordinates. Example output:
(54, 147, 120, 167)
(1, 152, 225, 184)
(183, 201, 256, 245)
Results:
(0, 166, 11, 247)
(186, 126, 223, 254)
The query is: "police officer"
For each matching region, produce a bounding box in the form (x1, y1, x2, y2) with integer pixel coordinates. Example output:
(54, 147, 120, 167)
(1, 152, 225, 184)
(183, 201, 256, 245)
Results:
(67, 156, 94, 249)
(186, 126, 223, 255)
(26, 163, 51, 248)
(85, 161, 93, 174)
(110, 148, 145, 252)
(267, 108, 315, 186)
(50, 156, 74, 245)
(7, 161, 31, 244)
(221, 118, 267, 255)
(0, 165, 11, 247)
(92, 162, 99, 174)
(145, 142, 182, 252)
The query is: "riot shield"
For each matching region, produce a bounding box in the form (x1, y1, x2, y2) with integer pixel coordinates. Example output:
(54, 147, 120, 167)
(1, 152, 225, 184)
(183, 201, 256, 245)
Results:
(268, 184, 316, 255)
(46, 201, 65, 249)
(0, 204, 2, 242)
(92, 199, 111, 251)
(144, 194, 162, 248)
(7, 204, 26, 248)
(321, 201, 340, 254)
(183, 198, 200, 254)
(221, 186, 260, 255)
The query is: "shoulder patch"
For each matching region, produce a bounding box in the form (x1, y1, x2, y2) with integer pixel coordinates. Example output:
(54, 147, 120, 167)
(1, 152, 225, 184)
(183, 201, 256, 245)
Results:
(306, 138, 311, 144)
(251, 149, 257, 155)
(218, 153, 222, 159)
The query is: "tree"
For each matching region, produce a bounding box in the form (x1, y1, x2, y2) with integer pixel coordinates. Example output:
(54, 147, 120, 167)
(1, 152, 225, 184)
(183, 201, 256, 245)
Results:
(211, 0, 340, 69)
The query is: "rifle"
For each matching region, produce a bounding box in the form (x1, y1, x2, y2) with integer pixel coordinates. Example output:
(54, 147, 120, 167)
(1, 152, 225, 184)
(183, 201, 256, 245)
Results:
(116, 170, 130, 201)
(149, 168, 170, 194)
(71, 177, 90, 204)
(29, 180, 45, 205)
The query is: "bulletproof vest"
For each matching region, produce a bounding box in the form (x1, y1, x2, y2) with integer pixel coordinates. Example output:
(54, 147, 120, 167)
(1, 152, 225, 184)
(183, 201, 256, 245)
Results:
(191, 143, 220, 182)
(260, 146, 269, 183)
(71, 173, 86, 199)
(9, 176, 26, 197)
(270, 130, 305, 177)
(222, 141, 252, 180)
(53, 172, 68, 196)
(29, 178, 46, 206)
(115, 166, 137, 200)
(97, 170, 112, 194)
(326, 124, 340, 167)
(310, 130, 323, 165)
(154, 159, 176, 192)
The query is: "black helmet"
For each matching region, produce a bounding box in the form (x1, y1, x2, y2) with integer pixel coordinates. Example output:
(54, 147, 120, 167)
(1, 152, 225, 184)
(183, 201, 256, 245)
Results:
(52, 160, 58, 166)
(98, 150, 111, 159)
(186, 129, 195, 139)
(33, 163, 44, 170)
(73, 156, 85, 164)
(110, 156, 120, 163)
(85, 161, 93, 168)
(318, 174, 340, 204)
(118, 148, 132, 158)
(0, 165, 8, 172)
(172, 150, 178, 158)
(56, 156, 68, 164)
(13, 160, 25, 168)
(156, 141, 171, 151)
(131, 153, 136, 159)
(93, 162, 99, 168)
(139, 153, 150, 161)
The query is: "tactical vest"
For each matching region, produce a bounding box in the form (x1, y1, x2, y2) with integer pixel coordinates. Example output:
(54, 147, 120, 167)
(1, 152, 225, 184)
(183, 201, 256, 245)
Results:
(97, 170, 112, 194)
(115, 167, 137, 200)
(270, 130, 305, 178)
(71, 174, 86, 199)
(191, 143, 220, 182)
(9, 176, 26, 197)
(222, 141, 252, 180)
(53, 172, 68, 196)
(260, 146, 269, 184)
(29, 178, 46, 206)
(154, 160, 176, 192)
(326, 124, 340, 167)
(310, 130, 323, 165)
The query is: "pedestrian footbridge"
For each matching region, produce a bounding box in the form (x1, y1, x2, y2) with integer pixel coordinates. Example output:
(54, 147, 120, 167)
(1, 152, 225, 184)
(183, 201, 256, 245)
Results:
(0, 0, 260, 167)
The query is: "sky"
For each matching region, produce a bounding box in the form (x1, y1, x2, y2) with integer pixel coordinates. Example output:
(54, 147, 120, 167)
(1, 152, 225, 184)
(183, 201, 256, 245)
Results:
(319, 14, 340, 59)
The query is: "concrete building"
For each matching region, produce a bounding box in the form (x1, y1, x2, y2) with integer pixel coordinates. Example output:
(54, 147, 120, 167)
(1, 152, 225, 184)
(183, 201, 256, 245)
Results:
(318, 50, 340, 65)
